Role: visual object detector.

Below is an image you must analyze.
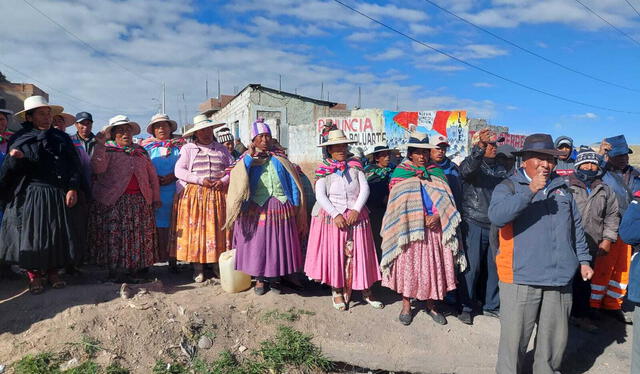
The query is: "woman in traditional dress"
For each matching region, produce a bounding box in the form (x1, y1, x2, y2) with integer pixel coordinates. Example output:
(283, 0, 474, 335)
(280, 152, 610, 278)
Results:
(304, 130, 383, 311)
(89, 115, 160, 281)
(225, 118, 308, 295)
(364, 145, 395, 261)
(380, 133, 464, 325)
(142, 113, 184, 271)
(172, 115, 233, 282)
(0, 96, 81, 293)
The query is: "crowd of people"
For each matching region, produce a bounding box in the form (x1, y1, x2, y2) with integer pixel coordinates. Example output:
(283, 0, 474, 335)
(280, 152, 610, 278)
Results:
(1, 95, 640, 373)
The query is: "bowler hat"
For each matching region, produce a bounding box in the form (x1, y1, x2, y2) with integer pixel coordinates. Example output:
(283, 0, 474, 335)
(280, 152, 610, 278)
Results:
(406, 132, 438, 149)
(513, 133, 565, 157)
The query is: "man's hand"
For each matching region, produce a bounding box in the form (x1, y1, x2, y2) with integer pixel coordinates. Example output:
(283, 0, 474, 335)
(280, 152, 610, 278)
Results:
(475, 128, 493, 149)
(66, 190, 78, 208)
(9, 149, 24, 159)
(529, 171, 549, 193)
(345, 210, 360, 226)
(95, 130, 107, 145)
(334, 214, 347, 229)
(580, 264, 594, 281)
(597, 239, 612, 257)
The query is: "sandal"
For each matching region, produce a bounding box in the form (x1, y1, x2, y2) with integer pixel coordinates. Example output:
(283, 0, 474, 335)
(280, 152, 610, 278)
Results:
(362, 289, 384, 309)
(28, 276, 45, 295)
(48, 271, 66, 289)
(332, 289, 347, 311)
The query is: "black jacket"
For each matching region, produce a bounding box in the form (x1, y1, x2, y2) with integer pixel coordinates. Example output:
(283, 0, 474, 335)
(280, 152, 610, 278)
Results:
(459, 145, 510, 227)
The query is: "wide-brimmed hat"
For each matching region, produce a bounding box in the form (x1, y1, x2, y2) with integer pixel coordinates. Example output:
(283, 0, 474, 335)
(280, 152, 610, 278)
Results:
(52, 112, 76, 127)
(406, 132, 437, 149)
(15, 95, 63, 121)
(183, 114, 225, 137)
(512, 133, 564, 157)
(365, 145, 392, 157)
(146, 113, 178, 135)
(603, 134, 633, 158)
(317, 129, 356, 147)
(103, 115, 141, 136)
(0, 104, 13, 117)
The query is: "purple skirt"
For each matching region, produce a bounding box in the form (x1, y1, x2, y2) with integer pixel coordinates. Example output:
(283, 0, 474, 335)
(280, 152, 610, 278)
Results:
(233, 197, 302, 277)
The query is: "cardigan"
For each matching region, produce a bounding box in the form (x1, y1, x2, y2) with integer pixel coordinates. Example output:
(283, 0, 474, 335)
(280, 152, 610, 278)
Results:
(174, 142, 233, 193)
(91, 142, 160, 207)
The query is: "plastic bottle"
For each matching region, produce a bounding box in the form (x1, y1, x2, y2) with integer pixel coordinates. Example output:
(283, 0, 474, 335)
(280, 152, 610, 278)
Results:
(218, 249, 251, 293)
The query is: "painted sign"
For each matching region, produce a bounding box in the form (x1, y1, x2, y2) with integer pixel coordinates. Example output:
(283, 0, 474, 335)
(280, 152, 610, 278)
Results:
(316, 109, 386, 156)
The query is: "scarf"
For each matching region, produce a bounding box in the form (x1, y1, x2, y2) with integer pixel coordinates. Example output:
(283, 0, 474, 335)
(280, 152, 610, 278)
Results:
(364, 163, 392, 183)
(389, 160, 446, 189)
(141, 137, 185, 153)
(575, 168, 603, 184)
(315, 158, 363, 179)
(105, 140, 148, 157)
(0, 131, 12, 144)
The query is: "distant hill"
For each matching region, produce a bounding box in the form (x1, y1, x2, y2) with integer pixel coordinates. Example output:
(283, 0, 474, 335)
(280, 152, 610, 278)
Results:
(631, 145, 640, 167)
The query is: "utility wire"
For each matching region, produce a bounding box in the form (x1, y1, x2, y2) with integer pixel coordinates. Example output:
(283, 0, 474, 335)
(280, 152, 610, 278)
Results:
(331, 0, 640, 114)
(421, 0, 640, 93)
(623, 0, 640, 18)
(21, 0, 159, 86)
(573, 0, 640, 47)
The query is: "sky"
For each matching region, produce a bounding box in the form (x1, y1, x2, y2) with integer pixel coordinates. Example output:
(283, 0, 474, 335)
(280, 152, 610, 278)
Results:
(1, 0, 639, 145)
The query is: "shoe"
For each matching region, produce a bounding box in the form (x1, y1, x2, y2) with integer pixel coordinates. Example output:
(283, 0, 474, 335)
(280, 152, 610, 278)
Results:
(332, 290, 346, 311)
(254, 281, 267, 296)
(572, 317, 600, 334)
(426, 309, 448, 325)
(193, 272, 205, 283)
(458, 311, 473, 325)
(399, 312, 413, 325)
(483, 309, 500, 319)
(602, 309, 633, 324)
(269, 282, 282, 295)
(362, 289, 384, 309)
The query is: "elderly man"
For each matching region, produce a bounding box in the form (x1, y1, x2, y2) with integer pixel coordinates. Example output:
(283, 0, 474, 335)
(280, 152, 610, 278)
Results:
(457, 128, 509, 325)
(489, 133, 593, 374)
(70, 112, 96, 156)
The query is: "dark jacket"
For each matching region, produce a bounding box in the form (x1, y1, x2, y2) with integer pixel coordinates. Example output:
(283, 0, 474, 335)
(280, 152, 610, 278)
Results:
(554, 136, 575, 177)
(567, 175, 619, 253)
(459, 145, 510, 227)
(488, 169, 591, 287)
(620, 198, 640, 303)
(436, 157, 463, 209)
(602, 165, 640, 215)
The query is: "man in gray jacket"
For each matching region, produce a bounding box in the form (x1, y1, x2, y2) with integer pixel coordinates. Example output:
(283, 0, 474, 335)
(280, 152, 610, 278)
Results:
(489, 133, 594, 374)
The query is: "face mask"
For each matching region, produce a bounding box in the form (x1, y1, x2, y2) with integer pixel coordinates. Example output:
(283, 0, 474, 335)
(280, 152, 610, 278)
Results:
(575, 168, 601, 183)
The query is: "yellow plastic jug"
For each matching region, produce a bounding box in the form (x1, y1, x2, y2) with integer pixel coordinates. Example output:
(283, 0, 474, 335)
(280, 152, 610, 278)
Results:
(218, 249, 251, 293)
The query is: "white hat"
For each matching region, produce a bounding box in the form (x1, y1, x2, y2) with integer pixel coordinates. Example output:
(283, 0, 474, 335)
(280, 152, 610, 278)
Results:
(103, 115, 141, 136)
(146, 113, 177, 135)
(406, 132, 438, 149)
(52, 112, 76, 128)
(15, 95, 63, 121)
(182, 114, 225, 137)
(318, 129, 356, 147)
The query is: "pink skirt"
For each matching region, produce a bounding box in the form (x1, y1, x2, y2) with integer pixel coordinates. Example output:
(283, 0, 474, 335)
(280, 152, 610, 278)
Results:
(304, 208, 381, 290)
(382, 227, 456, 301)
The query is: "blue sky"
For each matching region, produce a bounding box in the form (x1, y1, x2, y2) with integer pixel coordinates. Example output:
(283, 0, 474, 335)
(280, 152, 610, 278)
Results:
(1, 0, 639, 145)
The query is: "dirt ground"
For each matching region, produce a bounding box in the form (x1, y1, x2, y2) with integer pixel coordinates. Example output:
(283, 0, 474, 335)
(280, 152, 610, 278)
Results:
(0, 266, 633, 374)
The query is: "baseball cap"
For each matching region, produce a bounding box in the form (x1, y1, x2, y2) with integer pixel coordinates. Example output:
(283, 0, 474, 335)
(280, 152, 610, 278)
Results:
(75, 112, 93, 123)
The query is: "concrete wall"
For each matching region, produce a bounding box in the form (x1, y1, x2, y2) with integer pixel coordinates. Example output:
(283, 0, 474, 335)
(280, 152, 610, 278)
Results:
(0, 82, 48, 131)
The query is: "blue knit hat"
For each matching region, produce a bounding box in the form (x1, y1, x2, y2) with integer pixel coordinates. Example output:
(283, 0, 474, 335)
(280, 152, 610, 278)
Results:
(574, 147, 601, 168)
(604, 134, 633, 158)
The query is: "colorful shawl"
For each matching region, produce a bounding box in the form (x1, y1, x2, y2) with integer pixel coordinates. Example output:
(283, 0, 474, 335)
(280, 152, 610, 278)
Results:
(380, 175, 466, 276)
(364, 163, 392, 183)
(389, 160, 446, 189)
(0, 131, 13, 144)
(314, 158, 363, 180)
(141, 137, 185, 153)
(105, 140, 148, 157)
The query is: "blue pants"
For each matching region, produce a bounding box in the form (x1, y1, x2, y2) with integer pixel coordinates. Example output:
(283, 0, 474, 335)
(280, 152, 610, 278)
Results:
(459, 220, 500, 313)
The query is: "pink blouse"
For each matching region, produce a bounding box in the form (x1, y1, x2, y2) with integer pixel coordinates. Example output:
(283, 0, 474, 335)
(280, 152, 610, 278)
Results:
(174, 142, 234, 193)
(315, 168, 369, 218)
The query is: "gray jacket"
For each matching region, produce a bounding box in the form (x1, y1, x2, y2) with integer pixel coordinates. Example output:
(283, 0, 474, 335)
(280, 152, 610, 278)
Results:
(488, 170, 591, 287)
(567, 176, 619, 253)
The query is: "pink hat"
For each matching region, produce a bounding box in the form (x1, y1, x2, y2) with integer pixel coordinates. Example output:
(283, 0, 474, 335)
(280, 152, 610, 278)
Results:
(251, 117, 271, 139)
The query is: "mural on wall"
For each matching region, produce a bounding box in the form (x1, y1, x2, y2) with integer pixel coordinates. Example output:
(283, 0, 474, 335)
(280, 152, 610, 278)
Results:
(316, 109, 386, 157)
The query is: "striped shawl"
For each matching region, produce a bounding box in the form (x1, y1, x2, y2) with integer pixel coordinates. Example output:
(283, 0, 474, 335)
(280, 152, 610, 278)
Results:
(380, 176, 466, 276)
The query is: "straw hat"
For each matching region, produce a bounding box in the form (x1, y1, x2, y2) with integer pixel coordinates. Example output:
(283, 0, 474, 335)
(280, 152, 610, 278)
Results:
(103, 115, 141, 136)
(406, 132, 438, 149)
(146, 113, 177, 135)
(53, 112, 76, 127)
(15, 95, 63, 121)
(317, 129, 356, 147)
(182, 114, 225, 137)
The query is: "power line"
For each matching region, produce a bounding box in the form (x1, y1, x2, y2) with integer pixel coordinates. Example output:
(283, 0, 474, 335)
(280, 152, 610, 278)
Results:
(21, 0, 159, 86)
(331, 0, 640, 114)
(623, 0, 640, 18)
(573, 0, 640, 47)
(421, 0, 640, 93)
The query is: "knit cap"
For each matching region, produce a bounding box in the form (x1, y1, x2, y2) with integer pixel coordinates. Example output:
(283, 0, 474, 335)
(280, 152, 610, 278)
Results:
(216, 127, 234, 143)
(250, 117, 271, 139)
(574, 147, 601, 168)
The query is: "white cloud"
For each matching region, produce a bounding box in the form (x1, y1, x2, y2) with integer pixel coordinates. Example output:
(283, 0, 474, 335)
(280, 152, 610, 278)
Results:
(575, 112, 598, 119)
(345, 31, 390, 42)
(473, 82, 494, 88)
(409, 23, 436, 35)
(367, 47, 405, 61)
(506, 105, 518, 110)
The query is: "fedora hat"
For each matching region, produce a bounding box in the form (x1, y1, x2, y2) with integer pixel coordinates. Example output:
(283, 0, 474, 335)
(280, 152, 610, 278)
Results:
(53, 112, 76, 128)
(15, 95, 63, 121)
(318, 129, 356, 147)
(103, 115, 141, 136)
(182, 114, 225, 137)
(406, 132, 438, 149)
(365, 145, 392, 157)
(512, 133, 565, 157)
(146, 113, 177, 135)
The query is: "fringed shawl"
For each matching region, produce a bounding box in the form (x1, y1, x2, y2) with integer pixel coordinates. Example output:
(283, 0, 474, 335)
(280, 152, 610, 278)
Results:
(380, 176, 466, 276)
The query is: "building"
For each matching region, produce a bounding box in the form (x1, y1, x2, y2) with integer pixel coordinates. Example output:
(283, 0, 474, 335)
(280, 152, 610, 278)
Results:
(0, 73, 49, 131)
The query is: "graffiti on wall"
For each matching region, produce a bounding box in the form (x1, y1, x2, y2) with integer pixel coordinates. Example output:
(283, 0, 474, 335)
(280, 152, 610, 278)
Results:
(317, 109, 386, 156)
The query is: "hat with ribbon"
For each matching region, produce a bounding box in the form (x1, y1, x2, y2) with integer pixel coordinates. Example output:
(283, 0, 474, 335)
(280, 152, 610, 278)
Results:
(406, 132, 438, 149)
(103, 115, 141, 136)
(512, 133, 565, 157)
(317, 129, 356, 147)
(146, 113, 177, 135)
(15, 95, 63, 121)
(182, 114, 225, 137)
